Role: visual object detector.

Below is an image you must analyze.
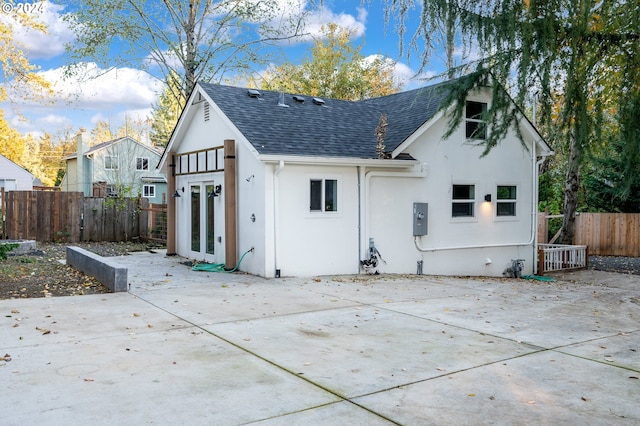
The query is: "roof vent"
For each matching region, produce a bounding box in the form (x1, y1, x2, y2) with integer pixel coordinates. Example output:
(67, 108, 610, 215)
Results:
(248, 89, 262, 98)
(312, 97, 325, 106)
(293, 95, 305, 103)
(277, 92, 289, 108)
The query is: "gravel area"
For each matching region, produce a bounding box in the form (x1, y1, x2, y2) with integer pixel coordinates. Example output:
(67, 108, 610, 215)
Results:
(589, 255, 640, 275)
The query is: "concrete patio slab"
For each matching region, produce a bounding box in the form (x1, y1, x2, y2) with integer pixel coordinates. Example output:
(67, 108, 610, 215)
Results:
(1, 249, 639, 425)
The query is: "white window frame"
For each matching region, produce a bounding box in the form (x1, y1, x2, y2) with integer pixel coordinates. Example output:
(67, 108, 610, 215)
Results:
(142, 184, 156, 198)
(309, 178, 339, 213)
(496, 184, 518, 219)
(451, 183, 476, 220)
(104, 155, 118, 170)
(136, 157, 150, 171)
(106, 184, 119, 197)
(465, 101, 488, 141)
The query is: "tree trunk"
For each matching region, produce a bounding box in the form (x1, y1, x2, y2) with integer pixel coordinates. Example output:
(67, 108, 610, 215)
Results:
(559, 133, 581, 244)
(185, 0, 197, 97)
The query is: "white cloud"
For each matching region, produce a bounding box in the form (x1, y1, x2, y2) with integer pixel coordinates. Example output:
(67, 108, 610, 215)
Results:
(0, 2, 75, 60)
(37, 63, 163, 109)
(300, 5, 367, 42)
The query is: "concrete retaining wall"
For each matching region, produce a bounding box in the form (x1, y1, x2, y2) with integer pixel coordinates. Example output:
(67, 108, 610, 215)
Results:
(66, 246, 128, 292)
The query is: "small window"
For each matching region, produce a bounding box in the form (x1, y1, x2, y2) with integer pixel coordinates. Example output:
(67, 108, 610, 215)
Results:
(497, 185, 517, 216)
(106, 184, 118, 197)
(310, 179, 338, 212)
(465, 101, 487, 140)
(452, 184, 475, 217)
(136, 157, 149, 171)
(105, 155, 118, 170)
(143, 184, 156, 198)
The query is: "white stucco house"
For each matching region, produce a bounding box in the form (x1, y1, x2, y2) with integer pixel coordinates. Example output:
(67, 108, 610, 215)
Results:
(0, 153, 34, 193)
(158, 78, 552, 278)
(61, 133, 167, 204)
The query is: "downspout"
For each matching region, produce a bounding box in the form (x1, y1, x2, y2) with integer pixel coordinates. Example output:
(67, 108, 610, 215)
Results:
(357, 166, 363, 271)
(273, 160, 284, 277)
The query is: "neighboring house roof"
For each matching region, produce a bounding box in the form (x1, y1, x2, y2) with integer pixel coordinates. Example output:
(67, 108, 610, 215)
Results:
(0, 153, 35, 180)
(198, 81, 451, 159)
(84, 137, 164, 157)
(65, 137, 163, 160)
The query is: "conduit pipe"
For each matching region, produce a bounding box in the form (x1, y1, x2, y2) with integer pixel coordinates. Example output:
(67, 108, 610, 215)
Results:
(414, 141, 549, 255)
(363, 164, 428, 260)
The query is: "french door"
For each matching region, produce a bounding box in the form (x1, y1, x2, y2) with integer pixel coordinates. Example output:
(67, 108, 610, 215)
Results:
(189, 182, 218, 261)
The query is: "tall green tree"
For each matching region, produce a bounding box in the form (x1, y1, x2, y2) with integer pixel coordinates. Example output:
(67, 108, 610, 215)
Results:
(150, 73, 185, 147)
(383, 0, 640, 244)
(257, 23, 400, 100)
(64, 0, 309, 103)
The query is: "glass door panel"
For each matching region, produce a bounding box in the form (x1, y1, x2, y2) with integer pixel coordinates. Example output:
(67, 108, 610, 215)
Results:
(190, 185, 200, 252)
(206, 184, 215, 255)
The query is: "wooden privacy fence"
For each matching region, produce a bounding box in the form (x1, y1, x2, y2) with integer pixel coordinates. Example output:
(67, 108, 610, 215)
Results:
(538, 212, 640, 257)
(1, 191, 167, 243)
(574, 213, 640, 257)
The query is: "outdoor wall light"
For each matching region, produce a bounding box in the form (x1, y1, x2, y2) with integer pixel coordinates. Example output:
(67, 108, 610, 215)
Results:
(172, 187, 185, 198)
(484, 194, 492, 202)
(208, 185, 222, 198)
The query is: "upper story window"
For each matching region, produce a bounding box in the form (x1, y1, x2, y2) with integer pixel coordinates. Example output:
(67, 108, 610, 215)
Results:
(136, 157, 149, 171)
(104, 155, 118, 170)
(497, 185, 517, 216)
(310, 179, 337, 212)
(452, 184, 475, 217)
(465, 101, 487, 140)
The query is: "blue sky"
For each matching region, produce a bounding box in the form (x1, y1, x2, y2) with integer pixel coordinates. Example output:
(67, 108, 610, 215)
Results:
(1, 0, 454, 140)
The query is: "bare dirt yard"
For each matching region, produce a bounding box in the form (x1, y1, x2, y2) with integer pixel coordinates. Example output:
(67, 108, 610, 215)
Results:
(0, 241, 638, 300)
(0, 242, 164, 299)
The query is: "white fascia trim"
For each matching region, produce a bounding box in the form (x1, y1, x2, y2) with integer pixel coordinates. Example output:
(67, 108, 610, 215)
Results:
(391, 110, 446, 158)
(259, 155, 419, 168)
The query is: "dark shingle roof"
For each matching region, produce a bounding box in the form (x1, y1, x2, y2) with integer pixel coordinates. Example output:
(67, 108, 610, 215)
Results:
(198, 79, 454, 159)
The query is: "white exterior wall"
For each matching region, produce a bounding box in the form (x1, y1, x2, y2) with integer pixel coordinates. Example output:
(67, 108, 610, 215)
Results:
(366, 111, 538, 276)
(0, 155, 34, 190)
(172, 99, 268, 275)
(273, 164, 359, 277)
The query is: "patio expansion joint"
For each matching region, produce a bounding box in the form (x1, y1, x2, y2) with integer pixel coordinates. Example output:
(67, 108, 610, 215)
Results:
(132, 293, 402, 425)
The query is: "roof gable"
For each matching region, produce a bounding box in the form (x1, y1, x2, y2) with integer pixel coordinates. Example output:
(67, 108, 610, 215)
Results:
(85, 136, 163, 157)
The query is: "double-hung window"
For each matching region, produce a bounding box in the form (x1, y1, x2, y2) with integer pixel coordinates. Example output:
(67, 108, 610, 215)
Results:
(105, 155, 118, 170)
(310, 179, 338, 212)
(465, 101, 487, 140)
(452, 184, 475, 217)
(496, 185, 517, 216)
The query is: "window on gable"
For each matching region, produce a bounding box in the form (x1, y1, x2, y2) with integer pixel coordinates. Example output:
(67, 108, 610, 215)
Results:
(136, 157, 149, 171)
(497, 185, 517, 216)
(452, 184, 475, 217)
(105, 155, 118, 170)
(310, 179, 338, 212)
(143, 184, 156, 198)
(465, 101, 487, 140)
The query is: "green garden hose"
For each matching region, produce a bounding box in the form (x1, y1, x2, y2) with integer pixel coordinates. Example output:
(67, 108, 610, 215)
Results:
(191, 247, 254, 273)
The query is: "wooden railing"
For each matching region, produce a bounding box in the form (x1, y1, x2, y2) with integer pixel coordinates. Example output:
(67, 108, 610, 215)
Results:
(538, 244, 588, 274)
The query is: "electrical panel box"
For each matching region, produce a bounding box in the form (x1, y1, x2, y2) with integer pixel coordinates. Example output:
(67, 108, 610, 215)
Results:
(413, 202, 428, 236)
